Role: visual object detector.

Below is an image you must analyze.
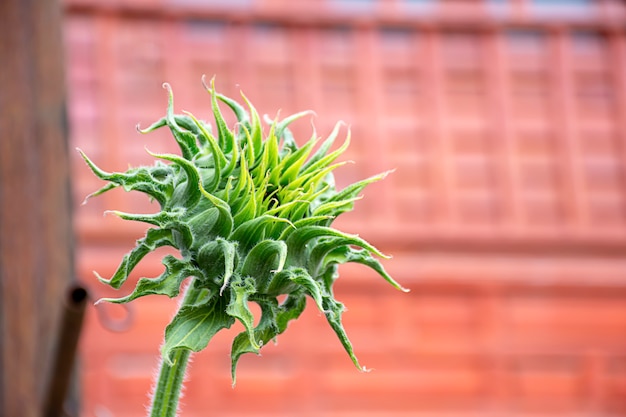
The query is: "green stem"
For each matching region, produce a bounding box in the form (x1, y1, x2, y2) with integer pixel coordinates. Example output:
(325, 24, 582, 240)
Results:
(149, 280, 203, 417)
(150, 349, 191, 417)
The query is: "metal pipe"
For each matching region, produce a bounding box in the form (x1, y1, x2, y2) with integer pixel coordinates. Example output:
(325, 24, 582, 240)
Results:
(42, 284, 88, 417)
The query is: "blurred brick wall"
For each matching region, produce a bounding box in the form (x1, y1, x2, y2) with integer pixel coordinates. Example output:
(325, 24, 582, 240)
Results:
(65, 0, 626, 416)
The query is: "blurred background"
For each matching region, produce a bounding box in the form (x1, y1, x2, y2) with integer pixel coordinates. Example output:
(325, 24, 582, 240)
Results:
(62, 0, 626, 416)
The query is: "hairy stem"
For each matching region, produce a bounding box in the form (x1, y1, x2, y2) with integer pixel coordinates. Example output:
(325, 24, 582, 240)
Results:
(149, 280, 203, 417)
(150, 349, 191, 417)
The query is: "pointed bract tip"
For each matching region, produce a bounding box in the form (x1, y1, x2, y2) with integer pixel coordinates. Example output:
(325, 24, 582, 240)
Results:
(144, 146, 156, 157)
(76, 147, 88, 160)
(381, 168, 396, 178)
(201, 74, 217, 93)
(93, 270, 111, 285)
(201, 74, 210, 90)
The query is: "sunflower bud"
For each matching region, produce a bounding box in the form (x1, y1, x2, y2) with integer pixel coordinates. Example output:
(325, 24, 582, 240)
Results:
(80, 77, 408, 384)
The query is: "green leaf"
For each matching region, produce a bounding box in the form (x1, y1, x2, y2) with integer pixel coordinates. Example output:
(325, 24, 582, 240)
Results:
(262, 267, 303, 296)
(287, 161, 348, 195)
(314, 171, 392, 217)
(216, 91, 251, 133)
(205, 76, 236, 155)
(162, 82, 200, 160)
(198, 185, 233, 238)
(311, 198, 360, 219)
(78, 149, 172, 206)
(322, 246, 409, 293)
(241, 92, 264, 161)
(231, 215, 291, 254)
(274, 110, 315, 141)
(283, 268, 324, 312)
(97, 255, 204, 304)
(286, 225, 388, 268)
(250, 147, 273, 193)
(136, 116, 167, 134)
(230, 298, 279, 384)
(307, 235, 384, 278)
(241, 240, 287, 292)
(319, 263, 339, 295)
(172, 114, 212, 149)
(266, 128, 282, 186)
(81, 182, 118, 205)
(232, 191, 257, 228)
(96, 228, 175, 289)
(301, 121, 346, 172)
(148, 151, 201, 209)
(162, 294, 235, 365)
(104, 209, 183, 228)
(275, 293, 307, 333)
(279, 137, 318, 186)
(321, 294, 366, 371)
(225, 276, 259, 351)
(230, 293, 307, 384)
(184, 207, 218, 244)
(278, 216, 332, 241)
(229, 156, 255, 221)
(184, 111, 226, 193)
(197, 238, 237, 294)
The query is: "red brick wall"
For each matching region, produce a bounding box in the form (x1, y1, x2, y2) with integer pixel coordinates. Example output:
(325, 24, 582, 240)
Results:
(65, 1, 626, 416)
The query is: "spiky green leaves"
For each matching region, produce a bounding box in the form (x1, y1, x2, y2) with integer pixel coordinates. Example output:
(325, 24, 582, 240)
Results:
(80, 78, 407, 384)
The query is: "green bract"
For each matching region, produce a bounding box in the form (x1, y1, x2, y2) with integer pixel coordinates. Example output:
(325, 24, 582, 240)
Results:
(80, 78, 407, 384)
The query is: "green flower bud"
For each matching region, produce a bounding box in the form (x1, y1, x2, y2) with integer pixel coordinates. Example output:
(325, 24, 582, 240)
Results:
(80, 77, 408, 385)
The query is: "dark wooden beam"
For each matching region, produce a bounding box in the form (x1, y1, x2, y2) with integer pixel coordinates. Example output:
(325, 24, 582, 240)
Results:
(0, 0, 73, 416)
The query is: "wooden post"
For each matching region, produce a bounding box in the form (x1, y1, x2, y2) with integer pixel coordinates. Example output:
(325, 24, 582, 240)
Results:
(0, 0, 74, 416)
